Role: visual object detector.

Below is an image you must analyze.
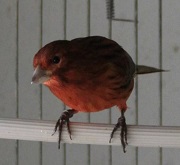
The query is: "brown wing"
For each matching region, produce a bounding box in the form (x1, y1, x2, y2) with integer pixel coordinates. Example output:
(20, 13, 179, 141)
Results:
(58, 36, 136, 91)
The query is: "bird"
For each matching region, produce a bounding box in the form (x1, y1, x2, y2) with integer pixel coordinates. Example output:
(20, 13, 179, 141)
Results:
(31, 36, 164, 152)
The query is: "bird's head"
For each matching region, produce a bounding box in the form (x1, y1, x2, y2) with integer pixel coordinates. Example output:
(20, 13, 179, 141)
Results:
(31, 40, 69, 85)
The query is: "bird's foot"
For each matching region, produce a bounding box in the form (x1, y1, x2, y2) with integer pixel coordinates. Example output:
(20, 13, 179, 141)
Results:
(52, 109, 76, 149)
(109, 110, 128, 153)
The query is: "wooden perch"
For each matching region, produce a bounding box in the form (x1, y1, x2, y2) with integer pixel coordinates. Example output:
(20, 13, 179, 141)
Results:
(0, 118, 180, 148)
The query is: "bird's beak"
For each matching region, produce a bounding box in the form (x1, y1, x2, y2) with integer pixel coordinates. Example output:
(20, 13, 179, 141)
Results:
(31, 65, 51, 84)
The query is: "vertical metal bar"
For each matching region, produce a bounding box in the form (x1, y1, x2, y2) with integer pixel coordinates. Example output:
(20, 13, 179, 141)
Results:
(135, 0, 139, 124)
(87, 0, 91, 165)
(159, 0, 163, 131)
(108, 2, 112, 165)
(64, 0, 67, 40)
(159, 0, 163, 165)
(87, 0, 91, 36)
(40, 0, 43, 164)
(135, 0, 138, 165)
(63, 1, 67, 164)
(16, 0, 19, 164)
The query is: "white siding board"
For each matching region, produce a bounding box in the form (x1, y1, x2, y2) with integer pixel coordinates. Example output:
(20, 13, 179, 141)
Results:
(162, 1, 180, 165)
(0, 1, 18, 165)
(18, 0, 42, 165)
(138, 1, 161, 165)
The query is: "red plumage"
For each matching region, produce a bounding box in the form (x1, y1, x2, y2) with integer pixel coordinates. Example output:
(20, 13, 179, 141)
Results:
(32, 36, 164, 152)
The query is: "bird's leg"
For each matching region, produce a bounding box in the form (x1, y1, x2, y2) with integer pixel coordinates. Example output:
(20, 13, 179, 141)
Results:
(52, 109, 77, 149)
(109, 109, 128, 153)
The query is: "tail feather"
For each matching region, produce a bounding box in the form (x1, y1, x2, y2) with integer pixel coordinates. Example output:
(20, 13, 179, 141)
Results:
(136, 65, 167, 75)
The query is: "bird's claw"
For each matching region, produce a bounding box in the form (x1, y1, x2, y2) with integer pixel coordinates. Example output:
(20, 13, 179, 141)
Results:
(52, 109, 75, 149)
(109, 111, 128, 153)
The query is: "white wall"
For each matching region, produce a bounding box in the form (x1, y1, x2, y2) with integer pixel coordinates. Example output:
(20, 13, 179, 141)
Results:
(0, 0, 180, 165)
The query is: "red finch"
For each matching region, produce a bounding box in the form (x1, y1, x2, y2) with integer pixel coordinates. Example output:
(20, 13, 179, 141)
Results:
(32, 36, 164, 152)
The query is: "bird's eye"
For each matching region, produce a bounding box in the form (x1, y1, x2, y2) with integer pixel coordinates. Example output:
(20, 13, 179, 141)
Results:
(52, 56, 60, 64)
